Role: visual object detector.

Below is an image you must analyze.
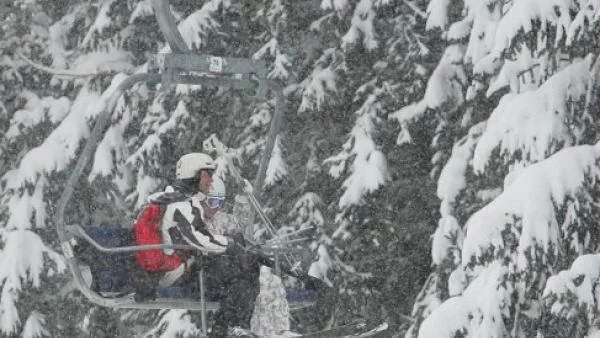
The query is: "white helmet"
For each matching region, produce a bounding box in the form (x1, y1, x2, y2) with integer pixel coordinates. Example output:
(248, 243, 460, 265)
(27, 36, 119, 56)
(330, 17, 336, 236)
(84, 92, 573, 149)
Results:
(176, 153, 216, 179)
(208, 176, 226, 198)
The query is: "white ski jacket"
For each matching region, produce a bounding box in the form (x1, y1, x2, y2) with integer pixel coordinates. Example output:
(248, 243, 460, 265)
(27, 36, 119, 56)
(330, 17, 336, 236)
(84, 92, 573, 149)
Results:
(205, 194, 254, 239)
(149, 186, 230, 255)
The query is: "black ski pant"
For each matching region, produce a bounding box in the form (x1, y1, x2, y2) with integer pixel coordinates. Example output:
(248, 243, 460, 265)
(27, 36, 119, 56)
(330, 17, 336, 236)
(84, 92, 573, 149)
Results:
(205, 253, 261, 337)
(173, 253, 261, 338)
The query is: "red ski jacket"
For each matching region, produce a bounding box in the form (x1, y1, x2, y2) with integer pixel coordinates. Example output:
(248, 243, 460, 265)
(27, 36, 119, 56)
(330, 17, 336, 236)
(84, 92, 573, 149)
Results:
(133, 204, 186, 271)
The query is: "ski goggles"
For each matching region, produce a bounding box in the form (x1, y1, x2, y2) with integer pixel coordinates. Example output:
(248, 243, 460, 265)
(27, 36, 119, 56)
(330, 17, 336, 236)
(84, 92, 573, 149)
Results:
(206, 196, 225, 209)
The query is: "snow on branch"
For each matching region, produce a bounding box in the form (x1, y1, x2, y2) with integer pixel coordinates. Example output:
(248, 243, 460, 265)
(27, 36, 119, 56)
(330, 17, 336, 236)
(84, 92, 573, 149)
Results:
(431, 123, 486, 266)
(426, 0, 600, 98)
(438, 122, 485, 217)
(0, 230, 65, 335)
(389, 101, 426, 145)
(421, 44, 467, 109)
(16, 51, 104, 78)
(142, 310, 201, 338)
(425, 0, 451, 30)
(69, 49, 134, 79)
(321, 0, 350, 11)
(473, 55, 595, 172)
(492, 0, 576, 57)
(177, 1, 220, 50)
(255, 0, 291, 81)
(3, 76, 128, 191)
(22, 311, 49, 338)
(269, 52, 291, 81)
(129, 0, 154, 23)
(1, 75, 128, 230)
(289, 192, 325, 230)
(90, 74, 141, 187)
(298, 48, 339, 113)
(389, 44, 466, 142)
(253, 38, 291, 81)
(127, 100, 190, 168)
(299, 67, 337, 112)
(3, 177, 47, 230)
(253, 38, 278, 60)
(89, 117, 126, 177)
(126, 100, 190, 207)
(418, 261, 512, 338)
(420, 142, 600, 337)
(264, 136, 288, 188)
(566, 0, 600, 45)
(308, 245, 334, 287)
(2, 87, 101, 191)
(81, 0, 116, 48)
(464, 142, 600, 270)
(5, 91, 71, 140)
(462, 1, 502, 66)
(342, 0, 378, 51)
(328, 94, 390, 208)
(542, 254, 600, 331)
(403, 0, 426, 19)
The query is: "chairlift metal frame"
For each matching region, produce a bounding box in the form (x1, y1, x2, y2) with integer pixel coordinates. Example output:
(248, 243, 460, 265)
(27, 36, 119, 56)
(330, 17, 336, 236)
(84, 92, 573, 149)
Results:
(55, 0, 292, 330)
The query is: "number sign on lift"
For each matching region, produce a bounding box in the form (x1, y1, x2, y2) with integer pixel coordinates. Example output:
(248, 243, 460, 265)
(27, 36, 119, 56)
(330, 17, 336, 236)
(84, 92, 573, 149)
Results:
(209, 56, 223, 73)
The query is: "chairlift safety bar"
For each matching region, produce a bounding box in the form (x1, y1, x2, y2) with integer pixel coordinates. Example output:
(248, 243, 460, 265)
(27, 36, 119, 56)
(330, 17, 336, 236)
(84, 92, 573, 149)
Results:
(65, 224, 198, 253)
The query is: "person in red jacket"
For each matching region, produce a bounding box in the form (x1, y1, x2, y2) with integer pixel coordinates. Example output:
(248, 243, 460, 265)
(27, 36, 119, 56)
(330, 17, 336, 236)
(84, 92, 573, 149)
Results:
(133, 152, 259, 338)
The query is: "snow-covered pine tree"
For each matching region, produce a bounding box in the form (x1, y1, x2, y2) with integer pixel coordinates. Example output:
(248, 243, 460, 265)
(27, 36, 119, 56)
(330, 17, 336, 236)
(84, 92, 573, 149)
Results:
(400, 1, 600, 337)
(0, 0, 141, 335)
(271, 0, 438, 328)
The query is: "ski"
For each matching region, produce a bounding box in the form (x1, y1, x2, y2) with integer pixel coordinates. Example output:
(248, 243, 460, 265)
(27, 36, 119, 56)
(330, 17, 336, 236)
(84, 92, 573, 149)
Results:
(294, 321, 393, 338)
(347, 322, 395, 338)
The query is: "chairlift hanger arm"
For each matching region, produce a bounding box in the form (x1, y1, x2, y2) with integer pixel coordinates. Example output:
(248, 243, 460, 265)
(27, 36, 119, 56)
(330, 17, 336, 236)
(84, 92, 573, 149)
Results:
(56, 73, 161, 245)
(152, 0, 282, 199)
(152, 0, 189, 53)
(151, 0, 267, 77)
(148, 53, 268, 78)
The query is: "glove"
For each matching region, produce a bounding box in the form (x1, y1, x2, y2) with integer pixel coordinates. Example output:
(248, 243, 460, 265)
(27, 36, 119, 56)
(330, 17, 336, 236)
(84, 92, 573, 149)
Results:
(230, 232, 246, 247)
(242, 179, 254, 194)
(225, 234, 246, 255)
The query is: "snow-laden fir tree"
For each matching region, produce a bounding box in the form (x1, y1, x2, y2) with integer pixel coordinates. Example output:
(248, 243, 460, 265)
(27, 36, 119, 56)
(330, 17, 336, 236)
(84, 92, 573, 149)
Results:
(0, 0, 148, 336)
(399, 0, 600, 337)
(277, 0, 437, 327)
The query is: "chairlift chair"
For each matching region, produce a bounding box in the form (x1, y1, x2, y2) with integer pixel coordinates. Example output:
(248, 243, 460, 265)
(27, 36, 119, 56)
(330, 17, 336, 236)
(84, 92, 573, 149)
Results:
(55, 0, 318, 334)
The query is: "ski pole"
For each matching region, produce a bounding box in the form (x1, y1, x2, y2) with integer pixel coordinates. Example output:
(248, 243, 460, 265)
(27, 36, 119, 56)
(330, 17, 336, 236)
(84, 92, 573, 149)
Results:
(203, 135, 290, 246)
(203, 134, 297, 267)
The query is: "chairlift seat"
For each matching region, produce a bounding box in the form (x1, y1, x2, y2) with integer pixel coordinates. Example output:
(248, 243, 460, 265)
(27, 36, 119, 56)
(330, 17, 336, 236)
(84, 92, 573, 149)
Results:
(77, 226, 318, 304)
(77, 226, 203, 299)
(76, 227, 135, 293)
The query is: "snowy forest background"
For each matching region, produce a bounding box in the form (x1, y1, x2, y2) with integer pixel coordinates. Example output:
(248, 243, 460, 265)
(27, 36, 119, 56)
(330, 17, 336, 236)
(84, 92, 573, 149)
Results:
(2, 0, 600, 337)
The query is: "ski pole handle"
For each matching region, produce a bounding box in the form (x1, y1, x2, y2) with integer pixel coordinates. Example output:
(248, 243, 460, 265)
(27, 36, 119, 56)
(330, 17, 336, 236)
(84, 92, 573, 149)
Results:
(249, 249, 331, 291)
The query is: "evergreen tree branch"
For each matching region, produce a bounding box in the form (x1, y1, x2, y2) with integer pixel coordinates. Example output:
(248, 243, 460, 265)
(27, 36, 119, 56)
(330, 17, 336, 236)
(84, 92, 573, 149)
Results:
(15, 51, 109, 78)
(584, 53, 600, 121)
(402, 0, 426, 18)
